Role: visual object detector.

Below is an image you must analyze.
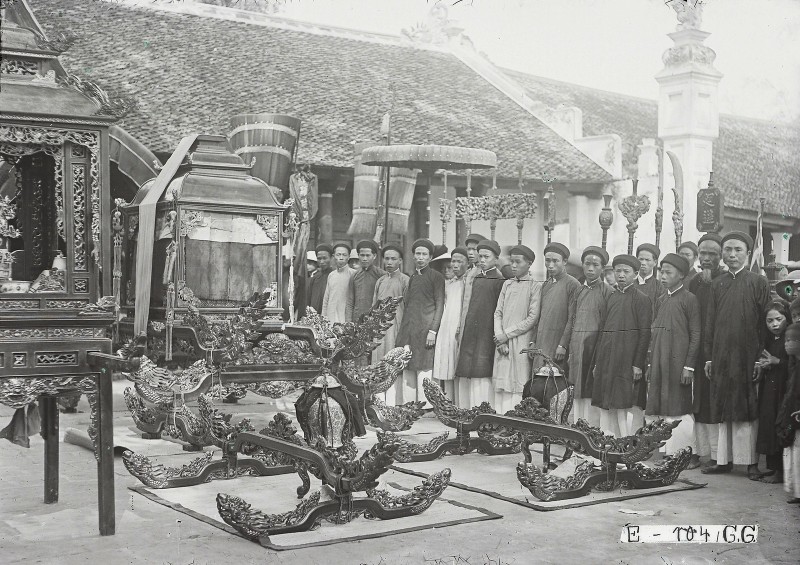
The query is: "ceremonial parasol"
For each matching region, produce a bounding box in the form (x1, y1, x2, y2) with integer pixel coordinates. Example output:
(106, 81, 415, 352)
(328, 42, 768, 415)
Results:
(361, 144, 497, 244)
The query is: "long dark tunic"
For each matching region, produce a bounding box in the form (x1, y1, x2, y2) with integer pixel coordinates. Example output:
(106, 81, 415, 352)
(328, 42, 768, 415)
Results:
(307, 266, 332, 314)
(568, 278, 613, 398)
(591, 284, 652, 410)
(395, 266, 445, 372)
(756, 333, 789, 456)
(635, 273, 664, 409)
(456, 268, 505, 379)
(532, 272, 581, 374)
(688, 267, 724, 422)
(637, 273, 665, 314)
(646, 287, 701, 417)
(704, 268, 771, 422)
(346, 264, 386, 322)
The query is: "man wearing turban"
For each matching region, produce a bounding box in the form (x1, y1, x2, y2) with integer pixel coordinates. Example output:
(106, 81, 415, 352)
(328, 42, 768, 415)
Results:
(702, 232, 771, 478)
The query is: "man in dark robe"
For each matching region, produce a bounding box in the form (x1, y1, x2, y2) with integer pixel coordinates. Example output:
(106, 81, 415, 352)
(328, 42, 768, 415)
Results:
(568, 245, 613, 426)
(591, 254, 652, 437)
(677, 241, 700, 286)
(688, 233, 725, 468)
(458, 233, 488, 349)
(645, 253, 701, 456)
(634, 242, 665, 429)
(455, 240, 505, 407)
(702, 231, 771, 477)
(531, 242, 581, 374)
(395, 238, 445, 408)
(636, 243, 665, 308)
(307, 244, 333, 314)
(346, 239, 386, 322)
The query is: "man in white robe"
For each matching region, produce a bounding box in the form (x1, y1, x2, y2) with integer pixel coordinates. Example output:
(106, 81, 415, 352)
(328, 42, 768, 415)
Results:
(322, 243, 355, 323)
(492, 245, 541, 413)
(432, 248, 469, 400)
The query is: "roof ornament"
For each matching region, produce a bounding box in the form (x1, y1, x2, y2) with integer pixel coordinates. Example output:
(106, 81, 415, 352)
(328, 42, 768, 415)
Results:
(401, 4, 465, 46)
(669, 0, 704, 31)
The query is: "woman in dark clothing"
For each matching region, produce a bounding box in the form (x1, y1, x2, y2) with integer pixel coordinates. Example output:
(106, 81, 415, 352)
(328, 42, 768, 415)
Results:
(752, 299, 792, 483)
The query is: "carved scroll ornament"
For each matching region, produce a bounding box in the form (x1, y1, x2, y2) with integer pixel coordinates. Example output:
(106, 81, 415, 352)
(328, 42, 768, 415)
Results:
(0, 126, 101, 259)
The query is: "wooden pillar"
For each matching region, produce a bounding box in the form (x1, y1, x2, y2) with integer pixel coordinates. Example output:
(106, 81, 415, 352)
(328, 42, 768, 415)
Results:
(96, 371, 115, 535)
(41, 396, 59, 504)
(317, 192, 333, 244)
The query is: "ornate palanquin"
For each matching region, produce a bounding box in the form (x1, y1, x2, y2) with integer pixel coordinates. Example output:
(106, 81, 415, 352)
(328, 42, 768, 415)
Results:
(0, 0, 131, 536)
(116, 135, 288, 363)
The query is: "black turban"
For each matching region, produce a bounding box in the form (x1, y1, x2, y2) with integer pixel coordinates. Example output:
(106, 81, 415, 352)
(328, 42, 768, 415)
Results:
(465, 233, 487, 246)
(381, 244, 403, 258)
(476, 240, 501, 257)
(660, 252, 690, 276)
(355, 239, 379, 255)
(636, 243, 661, 260)
(509, 245, 536, 263)
(581, 246, 609, 265)
(721, 231, 754, 252)
(315, 243, 333, 256)
(544, 242, 570, 260)
(411, 238, 435, 255)
(612, 254, 641, 272)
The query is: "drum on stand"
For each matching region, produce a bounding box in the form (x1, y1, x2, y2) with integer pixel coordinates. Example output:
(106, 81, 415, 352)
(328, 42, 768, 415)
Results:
(228, 114, 302, 197)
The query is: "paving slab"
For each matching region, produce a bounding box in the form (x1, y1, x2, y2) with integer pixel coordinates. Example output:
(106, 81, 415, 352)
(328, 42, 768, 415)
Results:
(0, 385, 798, 564)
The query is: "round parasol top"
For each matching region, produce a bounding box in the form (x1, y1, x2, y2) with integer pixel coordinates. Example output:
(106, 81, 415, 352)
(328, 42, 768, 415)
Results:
(360, 144, 497, 171)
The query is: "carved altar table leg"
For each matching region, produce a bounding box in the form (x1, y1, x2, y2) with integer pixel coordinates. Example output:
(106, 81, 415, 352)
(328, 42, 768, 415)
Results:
(41, 396, 59, 504)
(95, 371, 116, 536)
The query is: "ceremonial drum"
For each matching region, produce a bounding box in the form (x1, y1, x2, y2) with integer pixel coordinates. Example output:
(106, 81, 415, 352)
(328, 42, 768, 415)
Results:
(228, 114, 302, 195)
(348, 142, 418, 237)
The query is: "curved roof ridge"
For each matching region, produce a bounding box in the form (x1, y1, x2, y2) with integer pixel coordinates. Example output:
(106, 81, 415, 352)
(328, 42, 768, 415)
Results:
(106, 0, 443, 51)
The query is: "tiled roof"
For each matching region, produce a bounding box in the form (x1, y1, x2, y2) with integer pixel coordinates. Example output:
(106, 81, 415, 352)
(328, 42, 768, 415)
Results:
(32, 0, 611, 183)
(507, 71, 800, 218)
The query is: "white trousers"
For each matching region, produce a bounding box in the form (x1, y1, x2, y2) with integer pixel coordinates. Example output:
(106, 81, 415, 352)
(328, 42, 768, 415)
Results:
(396, 369, 433, 408)
(784, 433, 800, 498)
(645, 414, 697, 456)
(694, 422, 719, 459)
(572, 398, 601, 427)
(598, 408, 632, 437)
(493, 390, 523, 414)
(628, 406, 645, 434)
(384, 380, 400, 406)
(435, 378, 456, 403)
(455, 377, 493, 409)
(717, 420, 758, 465)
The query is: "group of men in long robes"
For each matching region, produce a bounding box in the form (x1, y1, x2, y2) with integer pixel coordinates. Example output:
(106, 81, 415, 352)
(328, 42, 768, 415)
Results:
(306, 228, 778, 478)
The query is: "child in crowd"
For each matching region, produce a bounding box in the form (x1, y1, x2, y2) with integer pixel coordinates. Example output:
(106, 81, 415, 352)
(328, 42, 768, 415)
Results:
(751, 300, 791, 482)
(777, 321, 800, 503)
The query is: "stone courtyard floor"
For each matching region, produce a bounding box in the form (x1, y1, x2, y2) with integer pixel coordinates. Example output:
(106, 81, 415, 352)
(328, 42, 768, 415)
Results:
(1, 382, 798, 565)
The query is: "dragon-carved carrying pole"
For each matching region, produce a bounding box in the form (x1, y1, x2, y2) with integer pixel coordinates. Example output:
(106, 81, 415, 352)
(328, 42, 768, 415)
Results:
(618, 179, 650, 255)
(655, 144, 664, 249)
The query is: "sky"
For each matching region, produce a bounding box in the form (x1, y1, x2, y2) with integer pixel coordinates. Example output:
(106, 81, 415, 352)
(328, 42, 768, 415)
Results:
(272, 0, 800, 123)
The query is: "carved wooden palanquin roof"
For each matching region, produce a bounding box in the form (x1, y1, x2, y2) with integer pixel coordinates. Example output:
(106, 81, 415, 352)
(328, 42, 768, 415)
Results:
(127, 135, 284, 211)
(0, 1, 106, 122)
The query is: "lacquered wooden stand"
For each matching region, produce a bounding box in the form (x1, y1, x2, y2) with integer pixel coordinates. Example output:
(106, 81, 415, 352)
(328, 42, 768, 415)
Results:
(0, 314, 128, 536)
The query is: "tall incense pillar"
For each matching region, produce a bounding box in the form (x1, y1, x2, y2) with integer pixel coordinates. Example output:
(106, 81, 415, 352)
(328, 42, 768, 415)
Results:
(656, 2, 722, 246)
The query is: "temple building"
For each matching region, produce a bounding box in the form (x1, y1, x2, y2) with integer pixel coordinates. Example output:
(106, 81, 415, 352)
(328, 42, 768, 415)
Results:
(22, 0, 800, 274)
